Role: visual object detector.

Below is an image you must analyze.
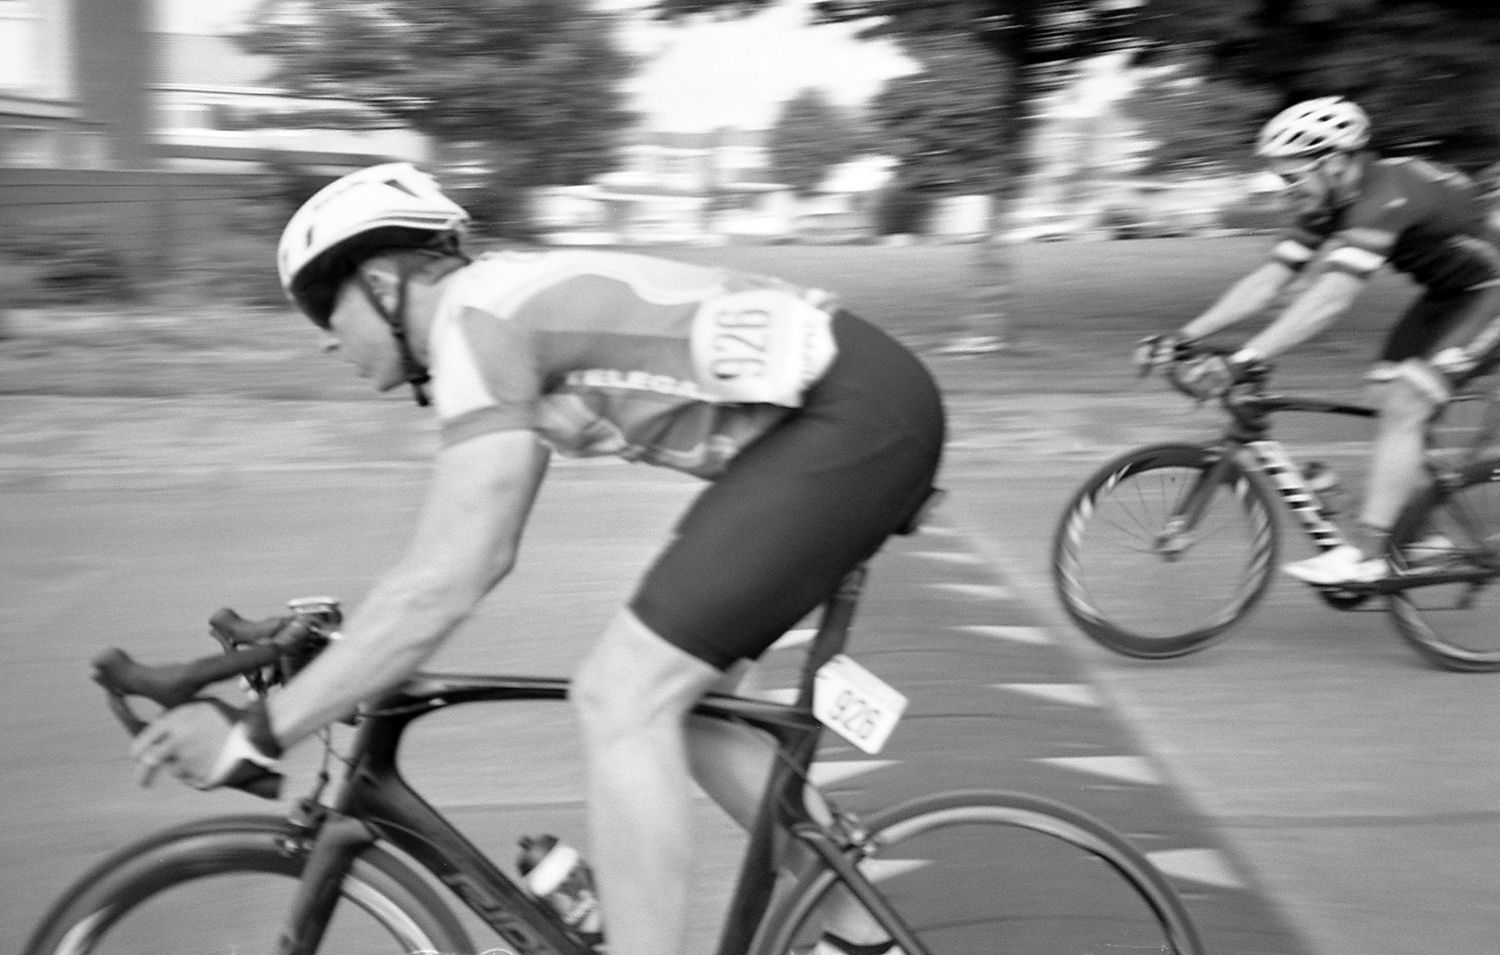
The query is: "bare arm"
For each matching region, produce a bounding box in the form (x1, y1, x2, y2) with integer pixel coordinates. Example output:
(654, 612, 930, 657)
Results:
(267, 429, 551, 746)
(1238, 270, 1366, 361)
(1180, 261, 1297, 341)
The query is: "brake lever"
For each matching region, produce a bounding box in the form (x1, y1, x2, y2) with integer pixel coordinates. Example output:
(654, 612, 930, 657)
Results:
(92, 650, 287, 799)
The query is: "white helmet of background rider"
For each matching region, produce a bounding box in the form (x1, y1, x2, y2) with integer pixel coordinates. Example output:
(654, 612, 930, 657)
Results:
(277, 162, 470, 328)
(1256, 96, 1371, 159)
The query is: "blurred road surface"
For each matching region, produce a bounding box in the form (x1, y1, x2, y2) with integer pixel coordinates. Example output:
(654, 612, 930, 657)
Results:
(2, 391, 1497, 955)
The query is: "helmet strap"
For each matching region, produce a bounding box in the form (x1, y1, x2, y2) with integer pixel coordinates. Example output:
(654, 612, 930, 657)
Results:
(354, 267, 431, 407)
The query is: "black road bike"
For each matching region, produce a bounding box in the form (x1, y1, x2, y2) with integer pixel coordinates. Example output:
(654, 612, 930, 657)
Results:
(1052, 345, 1500, 671)
(25, 566, 1203, 955)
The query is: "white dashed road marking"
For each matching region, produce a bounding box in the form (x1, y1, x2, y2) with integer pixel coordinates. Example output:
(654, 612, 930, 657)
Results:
(955, 624, 1053, 645)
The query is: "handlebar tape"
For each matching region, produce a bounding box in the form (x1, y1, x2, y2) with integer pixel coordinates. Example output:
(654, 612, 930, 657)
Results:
(91, 651, 286, 799)
(91, 644, 286, 709)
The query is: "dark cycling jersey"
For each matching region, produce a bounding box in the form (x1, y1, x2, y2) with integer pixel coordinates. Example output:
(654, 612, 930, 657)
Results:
(427, 250, 840, 478)
(1273, 157, 1500, 293)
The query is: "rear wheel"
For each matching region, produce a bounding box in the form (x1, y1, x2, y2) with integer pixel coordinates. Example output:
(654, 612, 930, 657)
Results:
(756, 790, 1204, 955)
(1385, 457, 1500, 672)
(23, 815, 472, 955)
(1052, 443, 1278, 658)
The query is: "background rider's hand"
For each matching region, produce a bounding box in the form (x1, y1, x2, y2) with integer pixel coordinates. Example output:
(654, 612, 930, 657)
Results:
(1175, 353, 1242, 400)
(131, 699, 234, 789)
(1134, 333, 1194, 375)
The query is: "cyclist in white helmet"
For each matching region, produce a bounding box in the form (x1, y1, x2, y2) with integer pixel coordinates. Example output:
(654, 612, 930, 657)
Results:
(130, 162, 944, 955)
(1150, 96, 1500, 586)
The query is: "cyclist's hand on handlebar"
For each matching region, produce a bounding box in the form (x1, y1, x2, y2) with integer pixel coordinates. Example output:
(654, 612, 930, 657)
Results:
(1134, 333, 1195, 376)
(1175, 352, 1263, 401)
(130, 698, 281, 796)
(131, 699, 233, 789)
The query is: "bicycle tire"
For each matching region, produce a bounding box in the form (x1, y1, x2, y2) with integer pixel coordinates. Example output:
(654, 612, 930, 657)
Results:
(752, 789, 1204, 955)
(1052, 443, 1278, 658)
(22, 814, 473, 955)
(1385, 456, 1500, 672)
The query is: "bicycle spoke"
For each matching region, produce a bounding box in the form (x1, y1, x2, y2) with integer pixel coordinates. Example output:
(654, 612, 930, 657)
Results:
(1054, 446, 1276, 657)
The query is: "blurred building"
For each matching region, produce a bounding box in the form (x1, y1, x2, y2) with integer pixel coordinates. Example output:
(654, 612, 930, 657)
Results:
(0, 0, 132, 167)
(0, 0, 426, 286)
(0, 0, 426, 172)
(537, 126, 892, 245)
(154, 0, 426, 172)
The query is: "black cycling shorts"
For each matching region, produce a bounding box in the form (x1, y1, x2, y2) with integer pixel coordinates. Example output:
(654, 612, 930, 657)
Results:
(1381, 283, 1500, 364)
(629, 310, 946, 671)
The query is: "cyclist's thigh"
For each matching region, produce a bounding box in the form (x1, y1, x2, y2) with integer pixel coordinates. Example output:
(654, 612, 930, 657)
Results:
(1379, 291, 1478, 362)
(631, 312, 944, 671)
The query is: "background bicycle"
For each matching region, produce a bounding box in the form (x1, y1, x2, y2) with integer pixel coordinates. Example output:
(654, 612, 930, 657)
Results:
(1052, 341, 1500, 671)
(24, 568, 1204, 955)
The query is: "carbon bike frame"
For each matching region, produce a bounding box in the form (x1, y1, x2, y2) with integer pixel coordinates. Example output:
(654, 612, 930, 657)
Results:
(271, 567, 927, 955)
(1172, 387, 1496, 594)
(1220, 390, 1377, 552)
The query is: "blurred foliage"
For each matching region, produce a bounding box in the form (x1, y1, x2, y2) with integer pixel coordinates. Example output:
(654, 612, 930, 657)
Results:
(1120, 58, 1280, 173)
(654, 1, 1143, 199)
(869, 33, 1012, 196)
(871, 184, 935, 236)
(237, 0, 638, 187)
(1136, 0, 1500, 170)
(0, 232, 137, 305)
(769, 89, 862, 197)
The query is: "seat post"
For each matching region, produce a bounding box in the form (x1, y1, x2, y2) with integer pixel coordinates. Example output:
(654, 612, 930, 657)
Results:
(794, 565, 868, 709)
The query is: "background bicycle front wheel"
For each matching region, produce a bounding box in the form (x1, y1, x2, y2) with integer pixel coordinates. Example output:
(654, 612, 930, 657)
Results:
(1052, 442, 1278, 658)
(1385, 457, 1500, 672)
(23, 815, 472, 955)
(757, 790, 1203, 955)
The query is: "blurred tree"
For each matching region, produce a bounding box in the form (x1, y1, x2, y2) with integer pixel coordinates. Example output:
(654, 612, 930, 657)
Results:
(238, 0, 638, 233)
(769, 89, 862, 196)
(1136, 0, 1500, 170)
(651, 0, 1146, 352)
(1120, 59, 1278, 173)
(868, 33, 1010, 194)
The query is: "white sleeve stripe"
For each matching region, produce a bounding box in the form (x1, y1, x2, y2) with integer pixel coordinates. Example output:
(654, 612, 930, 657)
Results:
(1274, 240, 1316, 263)
(430, 313, 498, 418)
(1328, 246, 1387, 274)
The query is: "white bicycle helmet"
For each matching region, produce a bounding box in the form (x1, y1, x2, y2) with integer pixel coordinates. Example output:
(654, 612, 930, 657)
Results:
(1256, 97, 1370, 158)
(278, 162, 470, 326)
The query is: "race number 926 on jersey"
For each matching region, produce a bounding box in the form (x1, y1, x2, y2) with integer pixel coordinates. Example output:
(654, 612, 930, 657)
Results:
(689, 288, 837, 407)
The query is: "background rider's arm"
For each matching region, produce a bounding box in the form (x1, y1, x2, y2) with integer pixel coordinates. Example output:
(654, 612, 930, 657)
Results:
(1179, 261, 1297, 340)
(266, 430, 550, 747)
(1237, 270, 1366, 361)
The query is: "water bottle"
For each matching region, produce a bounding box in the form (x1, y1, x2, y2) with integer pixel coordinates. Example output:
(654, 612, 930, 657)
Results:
(1302, 461, 1346, 517)
(517, 834, 605, 950)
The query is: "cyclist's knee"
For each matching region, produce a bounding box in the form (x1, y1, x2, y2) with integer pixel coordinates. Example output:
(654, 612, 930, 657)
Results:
(1368, 359, 1447, 423)
(572, 609, 718, 741)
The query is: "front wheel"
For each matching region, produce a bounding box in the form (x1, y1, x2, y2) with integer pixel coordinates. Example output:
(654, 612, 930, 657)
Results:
(23, 814, 472, 955)
(1052, 443, 1279, 658)
(755, 790, 1204, 955)
(1384, 457, 1500, 672)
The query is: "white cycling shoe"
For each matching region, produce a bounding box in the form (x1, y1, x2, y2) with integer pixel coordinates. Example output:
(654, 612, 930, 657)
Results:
(1282, 545, 1389, 586)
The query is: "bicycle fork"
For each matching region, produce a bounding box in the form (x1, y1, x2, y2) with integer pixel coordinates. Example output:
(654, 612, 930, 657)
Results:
(272, 810, 377, 955)
(787, 821, 931, 955)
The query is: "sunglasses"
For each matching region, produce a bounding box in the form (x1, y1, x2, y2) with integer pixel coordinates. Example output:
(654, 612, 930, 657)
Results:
(1268, 156, 1327, 188)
